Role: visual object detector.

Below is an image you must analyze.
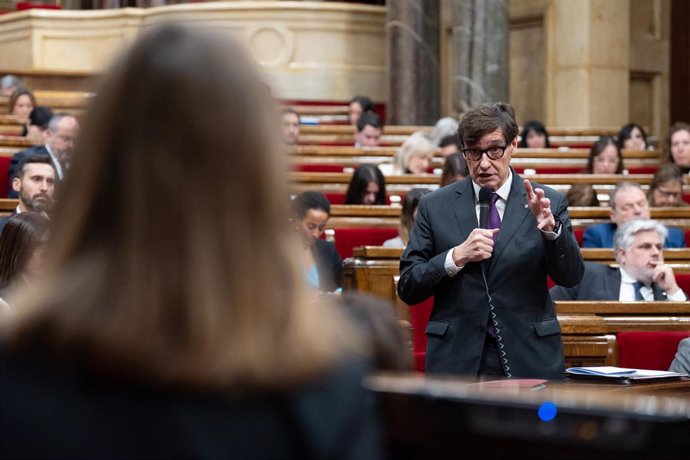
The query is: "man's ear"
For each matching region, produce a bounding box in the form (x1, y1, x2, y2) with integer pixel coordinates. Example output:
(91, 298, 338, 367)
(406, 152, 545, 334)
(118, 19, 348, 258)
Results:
(617, 248, 626, 266)
(12, 177, 20, 193)
(511, 137, 518, 150)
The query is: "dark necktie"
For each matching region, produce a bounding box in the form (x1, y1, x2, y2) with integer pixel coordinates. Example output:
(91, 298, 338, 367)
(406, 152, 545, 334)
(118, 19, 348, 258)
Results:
(633, 281, 645, 301)
(488, 193, 501, 242)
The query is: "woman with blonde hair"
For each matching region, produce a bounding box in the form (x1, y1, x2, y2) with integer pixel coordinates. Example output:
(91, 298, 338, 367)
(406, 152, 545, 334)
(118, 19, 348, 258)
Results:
(0, 25, 379, 458)
(393, 131, 435, 174)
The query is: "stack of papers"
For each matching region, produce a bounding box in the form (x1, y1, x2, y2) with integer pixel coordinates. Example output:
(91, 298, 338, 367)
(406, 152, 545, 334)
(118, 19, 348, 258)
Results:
(565, 366, 687, 383)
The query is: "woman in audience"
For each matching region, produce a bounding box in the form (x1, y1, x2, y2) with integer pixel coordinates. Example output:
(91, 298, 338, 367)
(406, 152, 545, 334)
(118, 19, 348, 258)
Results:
(393, 131, 435, 175)
(383, 188, 430, 248)
(662, 122, 690, 174)
(293, 190, 342, 292)
(617, 123, 648, 151)
(518, 120, 550, 148)
(348, 95, 374, 128)
(344, 163, 387, 205)
(585, 135, 624, 174)
(429, 117, 458, 146)
(0, 25, 378, 458)
(648, 163, 687, 207)
(0, 213, 49, 313)
(439, 152, 468, 187)
(7, 87, 35, 123)
(566, 183, 600, 207)
(24, 106, 54, 143)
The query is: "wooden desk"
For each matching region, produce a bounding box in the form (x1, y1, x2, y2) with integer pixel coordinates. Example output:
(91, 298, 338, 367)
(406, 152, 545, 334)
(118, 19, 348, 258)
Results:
(367, 373, 690, 460)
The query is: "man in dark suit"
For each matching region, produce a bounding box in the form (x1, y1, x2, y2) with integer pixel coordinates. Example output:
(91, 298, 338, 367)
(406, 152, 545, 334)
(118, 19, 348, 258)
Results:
(8, 113, 79, 198)
(583, 182, 685, 248)
(0, 153, 55, 235)
(551, 219, 687, 301)
(398, 103, 583, 380)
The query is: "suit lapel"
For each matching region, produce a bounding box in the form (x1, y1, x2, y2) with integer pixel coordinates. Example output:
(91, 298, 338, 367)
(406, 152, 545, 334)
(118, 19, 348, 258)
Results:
(452, 179, 479, 245)
(606, 266, 622, 300)
(489, 172, 530, 270)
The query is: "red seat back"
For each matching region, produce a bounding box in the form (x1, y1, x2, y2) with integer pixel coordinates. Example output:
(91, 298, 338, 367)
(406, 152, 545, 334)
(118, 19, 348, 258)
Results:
(408, 296, 434, 372)
(294, 164, 344, 173)
(332, 228, 399, 259)
(617, 331, 690, 370)
(0, 156, 11, 197)
(674, 274, 690, 295)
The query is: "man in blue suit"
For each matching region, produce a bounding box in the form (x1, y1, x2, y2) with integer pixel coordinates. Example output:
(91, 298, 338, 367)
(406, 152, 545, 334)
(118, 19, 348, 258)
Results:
(583, 182, 685, 248)
(398, 103, 584, 380)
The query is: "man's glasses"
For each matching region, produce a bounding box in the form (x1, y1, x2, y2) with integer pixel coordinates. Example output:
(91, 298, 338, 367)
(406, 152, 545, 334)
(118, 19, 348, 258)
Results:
(461, 145, 508, 161)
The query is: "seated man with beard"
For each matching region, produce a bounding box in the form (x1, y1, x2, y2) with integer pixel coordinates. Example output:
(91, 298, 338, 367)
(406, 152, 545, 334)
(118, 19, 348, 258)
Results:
(0, 154, 55, 235)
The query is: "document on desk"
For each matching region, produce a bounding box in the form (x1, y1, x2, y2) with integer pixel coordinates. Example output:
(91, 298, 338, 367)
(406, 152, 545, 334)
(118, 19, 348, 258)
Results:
(565, 366, 687, 382)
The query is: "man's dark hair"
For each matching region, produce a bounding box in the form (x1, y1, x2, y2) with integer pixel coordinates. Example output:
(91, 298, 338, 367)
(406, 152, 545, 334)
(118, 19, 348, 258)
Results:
(439, 134, 460, 149)
(28, 106, 54, 129)
(14, 154, 54, 179)
(292, 191, 331, 220)
(457, 102, 519, 148)
(356, 111, 382, 132)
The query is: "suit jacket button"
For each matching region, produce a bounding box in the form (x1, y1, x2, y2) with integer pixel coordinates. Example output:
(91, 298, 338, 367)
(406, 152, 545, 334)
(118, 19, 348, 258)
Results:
(478, 325, 485, 333)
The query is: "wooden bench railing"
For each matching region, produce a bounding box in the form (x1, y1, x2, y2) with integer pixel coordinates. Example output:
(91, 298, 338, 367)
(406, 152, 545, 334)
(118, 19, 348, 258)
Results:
(0, 90, 94, 116)
(342, 246, 690, 305)
(298, 134, 606, 148)
(291, 172, 663, 196)
(300, 125, 625, 137)
(327, 205, 690, 229)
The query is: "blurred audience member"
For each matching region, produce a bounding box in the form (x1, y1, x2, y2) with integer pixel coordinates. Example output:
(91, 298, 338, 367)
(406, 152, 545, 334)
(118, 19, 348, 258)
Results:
(0, 25, 379, 459)
(393, 131, 434, 174)
(0, 75, 21, 97)
(383, 188, 431, 248)
(25, 106, 54, 144)
(440, 152, 468, 187)
(518, 120, 550, 148)
(663, 122, 690, 174)
(429, 117, 458, 146)
(583, 182, 685, 248)
(586, 136, 624, 174)
(293, 191, 342, 292)
(438, 134, 460, 158)
(355, 111, 382, 147)
(348, 95, 374, 128)
(648, 163, 687, 207)
(567, 183, 600, 207)
(0, 154, 55, 235)
(8, 113, 79, 197)
(8, 87, 35, 123)
(617, 123, 648, 151)
(345, 163, 387, 205)
(280, 107, 300, 146)
(0, 213, 50, 312)
(338, 292, 412, 371)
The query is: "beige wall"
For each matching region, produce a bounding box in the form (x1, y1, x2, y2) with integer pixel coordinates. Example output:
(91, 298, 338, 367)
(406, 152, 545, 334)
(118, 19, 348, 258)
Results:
(509, 0, 669, 134)
(0, 2, 386, 102)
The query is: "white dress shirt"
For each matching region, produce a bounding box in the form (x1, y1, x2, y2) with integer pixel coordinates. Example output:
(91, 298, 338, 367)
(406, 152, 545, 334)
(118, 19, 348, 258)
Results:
(618, 267, 687, 301)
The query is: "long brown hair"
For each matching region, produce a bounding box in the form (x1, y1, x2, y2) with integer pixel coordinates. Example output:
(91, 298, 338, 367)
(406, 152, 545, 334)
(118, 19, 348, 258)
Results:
(0, 212, 49, 290)
(7, 87, 35, 116)
(3, 25, 357, 391)
(662, 122, 690, 164)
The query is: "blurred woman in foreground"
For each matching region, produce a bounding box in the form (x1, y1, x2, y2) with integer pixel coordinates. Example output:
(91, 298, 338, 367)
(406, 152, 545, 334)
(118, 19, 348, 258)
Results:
(0, 24, 378, 459)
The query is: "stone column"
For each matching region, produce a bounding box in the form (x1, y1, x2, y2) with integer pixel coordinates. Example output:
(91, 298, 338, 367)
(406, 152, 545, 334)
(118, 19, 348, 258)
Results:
(386, 0, 440, 125)
(449, 0, 509, 113)
(546, 0, 629, 128)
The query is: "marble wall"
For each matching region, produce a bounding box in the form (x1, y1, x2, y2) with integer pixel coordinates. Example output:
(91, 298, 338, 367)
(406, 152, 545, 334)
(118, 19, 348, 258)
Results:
(0, 2, 387, 102)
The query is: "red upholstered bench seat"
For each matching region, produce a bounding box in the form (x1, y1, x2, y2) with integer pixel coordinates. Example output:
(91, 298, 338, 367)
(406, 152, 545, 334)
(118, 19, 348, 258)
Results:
(332, 227, 399, 259)
(0, 155, 11, 197)
(617, 331, 690, 370)
(408, 296, 434, 373)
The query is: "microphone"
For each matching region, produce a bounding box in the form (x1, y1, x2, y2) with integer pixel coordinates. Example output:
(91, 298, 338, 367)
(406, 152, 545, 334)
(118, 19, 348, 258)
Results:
(478, 186, 492, 229)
